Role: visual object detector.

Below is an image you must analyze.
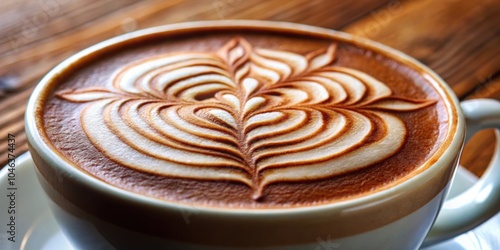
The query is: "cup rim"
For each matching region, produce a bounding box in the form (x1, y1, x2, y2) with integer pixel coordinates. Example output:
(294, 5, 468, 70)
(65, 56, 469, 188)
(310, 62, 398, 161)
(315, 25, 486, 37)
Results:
(25, 20, 465, 216)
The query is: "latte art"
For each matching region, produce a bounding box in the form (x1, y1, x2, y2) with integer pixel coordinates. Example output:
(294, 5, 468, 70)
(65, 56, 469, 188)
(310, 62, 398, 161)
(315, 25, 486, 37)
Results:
(58, 37, 435, 199)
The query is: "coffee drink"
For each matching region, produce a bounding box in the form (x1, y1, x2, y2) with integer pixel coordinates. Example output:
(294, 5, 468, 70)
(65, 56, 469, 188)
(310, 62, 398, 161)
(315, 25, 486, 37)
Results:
(41, 31, 448, 208)
(28, 22, 500, 250)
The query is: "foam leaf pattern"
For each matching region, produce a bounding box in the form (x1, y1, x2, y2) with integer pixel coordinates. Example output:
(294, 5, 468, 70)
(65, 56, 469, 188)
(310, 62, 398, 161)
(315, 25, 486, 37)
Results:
(57, 37, 436, 199)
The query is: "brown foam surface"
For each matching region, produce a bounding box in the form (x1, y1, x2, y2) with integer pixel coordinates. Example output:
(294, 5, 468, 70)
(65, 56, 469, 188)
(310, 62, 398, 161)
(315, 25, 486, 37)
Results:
(41, 31, 449, 208)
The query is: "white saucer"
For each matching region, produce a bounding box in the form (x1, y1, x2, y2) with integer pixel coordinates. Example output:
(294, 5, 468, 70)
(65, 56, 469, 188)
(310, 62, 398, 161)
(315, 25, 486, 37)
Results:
(0, 153, 498, 250)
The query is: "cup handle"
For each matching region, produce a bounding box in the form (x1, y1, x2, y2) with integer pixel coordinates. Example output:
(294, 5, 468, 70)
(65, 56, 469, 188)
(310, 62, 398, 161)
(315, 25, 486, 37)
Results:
(423, 98, 500, 246)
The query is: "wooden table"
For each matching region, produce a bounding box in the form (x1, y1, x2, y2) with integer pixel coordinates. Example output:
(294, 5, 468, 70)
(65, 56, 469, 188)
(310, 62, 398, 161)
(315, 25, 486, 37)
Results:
(1, 0, 499, 177)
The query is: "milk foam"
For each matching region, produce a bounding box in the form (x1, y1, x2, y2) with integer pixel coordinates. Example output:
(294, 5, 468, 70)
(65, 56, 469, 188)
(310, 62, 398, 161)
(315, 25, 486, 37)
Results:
(58, 37, 435, 199)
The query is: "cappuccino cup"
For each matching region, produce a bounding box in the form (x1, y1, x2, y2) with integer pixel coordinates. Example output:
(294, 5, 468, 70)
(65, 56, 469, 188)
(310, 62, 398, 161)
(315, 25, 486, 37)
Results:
(25, 20, 500, 249)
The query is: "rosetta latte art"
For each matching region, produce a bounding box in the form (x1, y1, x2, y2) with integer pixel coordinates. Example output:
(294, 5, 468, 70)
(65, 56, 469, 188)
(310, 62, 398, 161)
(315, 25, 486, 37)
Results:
(58, 37, 435, 199)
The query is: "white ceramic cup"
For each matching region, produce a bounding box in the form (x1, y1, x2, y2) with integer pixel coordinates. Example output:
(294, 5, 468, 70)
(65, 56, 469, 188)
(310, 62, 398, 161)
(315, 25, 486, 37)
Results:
(25, 21, 500, 250)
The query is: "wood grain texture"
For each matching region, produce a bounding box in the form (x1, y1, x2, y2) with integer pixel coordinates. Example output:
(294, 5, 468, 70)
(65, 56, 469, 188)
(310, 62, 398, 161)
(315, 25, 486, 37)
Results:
(1, 0, 499, 178)
(343, 0, 500, 98)
(460, 76, 500, 176)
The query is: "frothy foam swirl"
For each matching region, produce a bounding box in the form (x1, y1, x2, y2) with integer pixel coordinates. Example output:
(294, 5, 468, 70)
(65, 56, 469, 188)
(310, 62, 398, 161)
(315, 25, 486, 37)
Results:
(57, 37, 435, 199)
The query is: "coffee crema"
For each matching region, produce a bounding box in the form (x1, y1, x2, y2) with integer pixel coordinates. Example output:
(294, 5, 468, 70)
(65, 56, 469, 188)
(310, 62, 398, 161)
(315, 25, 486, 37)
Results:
(43, 32, 448, 208)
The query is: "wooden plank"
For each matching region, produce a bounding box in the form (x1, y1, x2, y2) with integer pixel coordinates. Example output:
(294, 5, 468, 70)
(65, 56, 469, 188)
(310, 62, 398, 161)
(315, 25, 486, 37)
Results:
(343, 0, 500, 98)
(0, 103, 26, 129)
(461, 129, 497, 177)
(460, 76, 500, 177)
(0, 120, 25, 160)
(0, 86, 34, 110)
(465, 75, 500, 100)
(0, 0, 185, 91)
